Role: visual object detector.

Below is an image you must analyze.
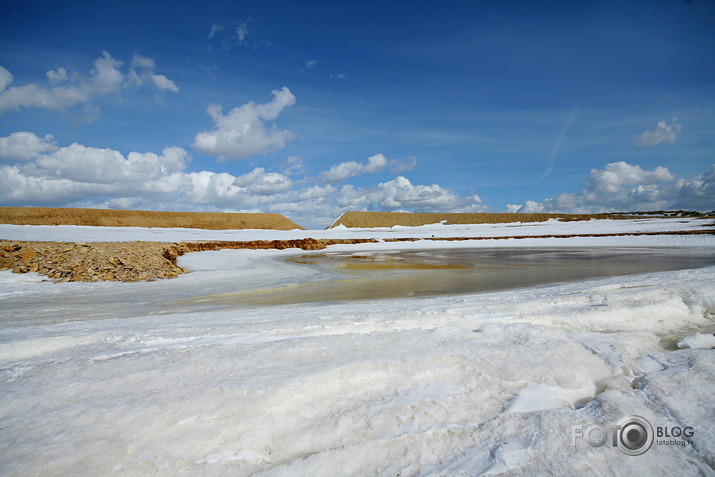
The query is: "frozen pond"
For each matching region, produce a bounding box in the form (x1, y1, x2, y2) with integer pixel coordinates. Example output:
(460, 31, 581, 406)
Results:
(2, 246, 714, 328)
(184, 247, 715, 306)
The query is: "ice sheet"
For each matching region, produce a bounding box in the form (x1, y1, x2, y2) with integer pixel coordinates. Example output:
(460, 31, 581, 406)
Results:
(1, 226, 714, 475)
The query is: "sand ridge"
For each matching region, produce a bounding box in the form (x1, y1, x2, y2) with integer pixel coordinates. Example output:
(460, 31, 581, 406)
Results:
(327, 211, 711, 228)
(0, 206, 304, 230)
(3, 207, 710, 231)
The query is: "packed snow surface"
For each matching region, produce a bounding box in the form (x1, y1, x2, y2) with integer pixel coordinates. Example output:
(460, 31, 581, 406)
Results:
(1, 219, 714, 475)
(0, 216, 712, 242)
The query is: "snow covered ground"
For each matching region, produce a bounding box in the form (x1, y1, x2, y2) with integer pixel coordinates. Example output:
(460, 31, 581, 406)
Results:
(0, 216, 712, 243)
(1, 219, 714, 475)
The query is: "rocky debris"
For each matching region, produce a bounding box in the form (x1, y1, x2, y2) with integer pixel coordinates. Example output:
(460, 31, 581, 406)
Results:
(0, 238, 379, 283)
(0, 241, 184, 282)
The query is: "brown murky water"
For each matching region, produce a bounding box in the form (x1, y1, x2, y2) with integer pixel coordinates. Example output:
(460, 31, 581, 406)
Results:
(188, 247, 715, 306)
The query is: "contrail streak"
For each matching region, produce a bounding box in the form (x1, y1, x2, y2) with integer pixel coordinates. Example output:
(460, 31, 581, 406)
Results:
(540, 109, 576, 184)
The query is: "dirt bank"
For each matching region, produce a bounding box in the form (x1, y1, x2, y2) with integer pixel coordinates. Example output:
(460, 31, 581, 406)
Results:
(0, 207, 304, 230)
(0, 239, 377, 282)
(328, 211, 710, 228)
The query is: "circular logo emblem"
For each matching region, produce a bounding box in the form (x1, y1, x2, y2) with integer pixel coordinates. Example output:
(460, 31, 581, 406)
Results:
(616, 415, 654, 456)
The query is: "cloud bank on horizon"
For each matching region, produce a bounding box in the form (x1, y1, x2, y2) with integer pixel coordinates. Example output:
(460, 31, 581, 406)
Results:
(0, 2, 713, 228)
(1, 127, 711, 227)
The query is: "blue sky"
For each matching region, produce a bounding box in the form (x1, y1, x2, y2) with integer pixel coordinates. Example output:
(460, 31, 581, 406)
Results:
(1, 0, 713, 228)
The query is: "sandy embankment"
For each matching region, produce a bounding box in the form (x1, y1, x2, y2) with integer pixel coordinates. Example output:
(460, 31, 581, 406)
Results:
(0, 206, 304, 230)
(327, 211, 705, 228)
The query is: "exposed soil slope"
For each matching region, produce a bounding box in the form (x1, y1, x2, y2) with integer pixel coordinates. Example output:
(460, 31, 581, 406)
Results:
(328, 211, 706, 228)
(0, 207, 304, 230)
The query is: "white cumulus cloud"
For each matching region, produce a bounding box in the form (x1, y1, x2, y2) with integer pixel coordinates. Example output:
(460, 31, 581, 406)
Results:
(233, 167, 292, 195)
(0, 52, 178, 117)
(0, 132, 58, 161)
(672, 165, 715, 211)
(318, 154, 417, 184)
(0, 132, 306, 217)
(584, 161, 674, 195)
(0, 132, 191, 204)
(151, 74, 179, 92)
(635, 119, 682, 147)
(192, 87, 296, 159)
(320, 154, 388, 184)
(0, 66, 13, 92)
(128, 54, 180, 92)
(336, 176, 483, 212)
(514, 161, 713, 213)
(320, 161, 363, 184)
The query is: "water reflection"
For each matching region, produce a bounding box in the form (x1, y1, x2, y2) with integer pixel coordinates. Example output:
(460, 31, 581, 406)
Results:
(187, 247, 715, 306)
